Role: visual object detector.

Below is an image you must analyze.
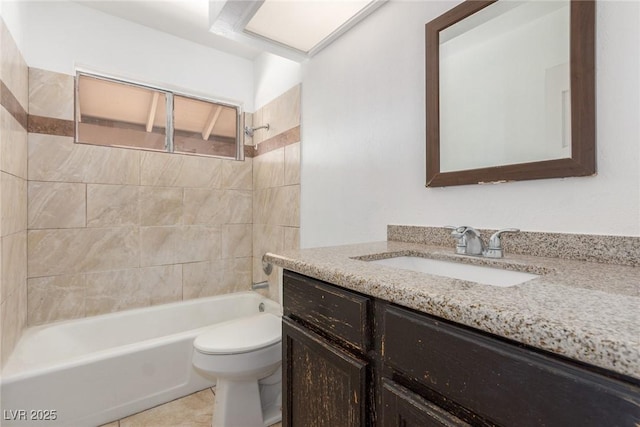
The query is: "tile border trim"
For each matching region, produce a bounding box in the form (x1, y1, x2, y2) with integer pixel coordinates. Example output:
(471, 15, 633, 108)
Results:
(1, 80, 28, 130)
(28, 115, 75, 137)
(245, 125, 300, 158)
(388, 225, 640, 267)
(25, 114, 299, 160)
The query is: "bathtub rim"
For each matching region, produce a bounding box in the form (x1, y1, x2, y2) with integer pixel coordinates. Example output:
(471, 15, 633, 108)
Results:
(1, 291, 281, 381)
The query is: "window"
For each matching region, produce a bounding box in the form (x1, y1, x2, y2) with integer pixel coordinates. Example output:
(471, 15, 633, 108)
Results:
(173, 95, 238, 158)
(75, 73, 243, 160)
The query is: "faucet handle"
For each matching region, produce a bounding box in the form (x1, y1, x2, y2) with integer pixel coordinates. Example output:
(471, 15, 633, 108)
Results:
(446, 225, 478, 237)
(444, 226, 467, 254)
(485, 228, 520, 258)
(488, 228, 520, 247)
(444, 225, 465, 239)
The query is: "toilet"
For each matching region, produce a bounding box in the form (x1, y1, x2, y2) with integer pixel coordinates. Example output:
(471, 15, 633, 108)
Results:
(192, 312, 282, 427)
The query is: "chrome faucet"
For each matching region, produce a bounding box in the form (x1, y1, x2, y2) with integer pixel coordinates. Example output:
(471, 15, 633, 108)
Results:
(485, 228, 520, 258)
(444, 225, 466, 254)
(446, 226, 519, 258)
(450, 226, 485, 256)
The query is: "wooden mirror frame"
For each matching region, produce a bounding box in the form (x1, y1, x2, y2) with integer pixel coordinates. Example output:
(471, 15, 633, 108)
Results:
(426, 0, 595, 187)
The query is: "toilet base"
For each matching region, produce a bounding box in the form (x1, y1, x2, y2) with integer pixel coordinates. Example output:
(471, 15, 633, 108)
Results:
(262, 404, 282, 426)
(213, 378, 261, 427)
(211, 369, 282, 427)
(260, 367, 282, 426)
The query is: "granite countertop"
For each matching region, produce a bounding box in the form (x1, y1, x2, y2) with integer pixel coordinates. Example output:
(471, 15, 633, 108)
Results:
(265, 241, 640, 380)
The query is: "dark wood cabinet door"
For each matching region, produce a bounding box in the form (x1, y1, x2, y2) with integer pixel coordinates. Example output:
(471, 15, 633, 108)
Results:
(383, 304, 640, 427)
(381, 379, 470, 427)
(283, 317, 368, 427)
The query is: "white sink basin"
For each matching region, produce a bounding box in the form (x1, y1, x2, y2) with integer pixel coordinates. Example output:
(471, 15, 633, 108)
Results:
(368, 256, 539, 287)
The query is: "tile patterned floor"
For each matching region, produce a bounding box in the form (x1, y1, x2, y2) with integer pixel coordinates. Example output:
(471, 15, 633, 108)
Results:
(99, 388, 282, 427)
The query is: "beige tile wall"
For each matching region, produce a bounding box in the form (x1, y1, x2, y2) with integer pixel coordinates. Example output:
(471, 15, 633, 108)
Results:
(0, 25, 301, 367)
(251, 85, 301, 300)
(0, 17, 29, 369)
(0, 64, 301, 357)
(252, 85, 300, 146)
(26, 68, 255, 326)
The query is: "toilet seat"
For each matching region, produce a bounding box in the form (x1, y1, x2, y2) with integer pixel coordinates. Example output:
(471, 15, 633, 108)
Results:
(194, 313, 281, 355)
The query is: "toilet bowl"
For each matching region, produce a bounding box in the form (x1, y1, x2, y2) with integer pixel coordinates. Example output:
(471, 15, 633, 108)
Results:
(192, 312, 282, 427)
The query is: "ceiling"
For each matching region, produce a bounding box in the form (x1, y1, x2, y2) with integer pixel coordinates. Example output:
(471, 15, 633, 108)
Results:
(245, 0, 370, 53)
(76, 0, 387, 62)
(77, 1, 262, 59)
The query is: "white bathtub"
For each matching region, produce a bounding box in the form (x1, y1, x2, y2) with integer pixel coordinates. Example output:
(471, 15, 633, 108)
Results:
(0, 292, 281, 427)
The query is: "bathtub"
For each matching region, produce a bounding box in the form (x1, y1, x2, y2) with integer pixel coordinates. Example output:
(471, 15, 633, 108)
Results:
(0, 292, 281, 427)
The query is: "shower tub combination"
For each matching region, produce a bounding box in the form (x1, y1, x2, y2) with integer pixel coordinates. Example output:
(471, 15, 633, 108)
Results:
(1, 292, 281, 427)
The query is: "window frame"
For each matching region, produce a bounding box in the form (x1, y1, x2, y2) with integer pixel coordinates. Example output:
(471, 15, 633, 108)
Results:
(74, 71, 245, 161)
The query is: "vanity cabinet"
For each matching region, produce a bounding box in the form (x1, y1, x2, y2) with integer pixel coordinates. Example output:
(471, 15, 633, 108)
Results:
(382, 304, 640, 426)
(282, 271, 372, 427)
(282, 271, 640, 427)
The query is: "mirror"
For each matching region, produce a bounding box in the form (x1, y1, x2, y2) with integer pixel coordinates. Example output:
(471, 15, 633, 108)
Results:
(426, 0, 595, 187)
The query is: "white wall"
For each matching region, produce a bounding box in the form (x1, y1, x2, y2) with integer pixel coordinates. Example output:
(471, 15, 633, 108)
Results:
(0, 0, 26, 49)
(17, 1, 254, 110)
(253, 52, 301, 110)
(300, 0, 640, 247)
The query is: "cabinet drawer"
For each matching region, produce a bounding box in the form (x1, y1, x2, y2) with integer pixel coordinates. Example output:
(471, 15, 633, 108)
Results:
(383, 305, 640, 427)
(283, 270, 370, 352)
(381, 379, 470, 427)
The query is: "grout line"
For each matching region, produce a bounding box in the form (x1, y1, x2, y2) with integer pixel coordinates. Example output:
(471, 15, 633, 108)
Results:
(180, 262, 184, 302)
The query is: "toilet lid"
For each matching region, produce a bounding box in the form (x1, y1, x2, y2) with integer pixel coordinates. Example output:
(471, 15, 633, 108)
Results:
(194, 313, 281, 355)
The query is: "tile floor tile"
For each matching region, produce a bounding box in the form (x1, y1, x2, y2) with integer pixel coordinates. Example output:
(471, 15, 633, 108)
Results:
(119, 389, 214, 427)
(108, 388, 283, 427)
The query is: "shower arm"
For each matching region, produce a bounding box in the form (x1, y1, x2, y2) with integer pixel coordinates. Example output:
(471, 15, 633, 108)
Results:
(244, 124, 270, 139)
